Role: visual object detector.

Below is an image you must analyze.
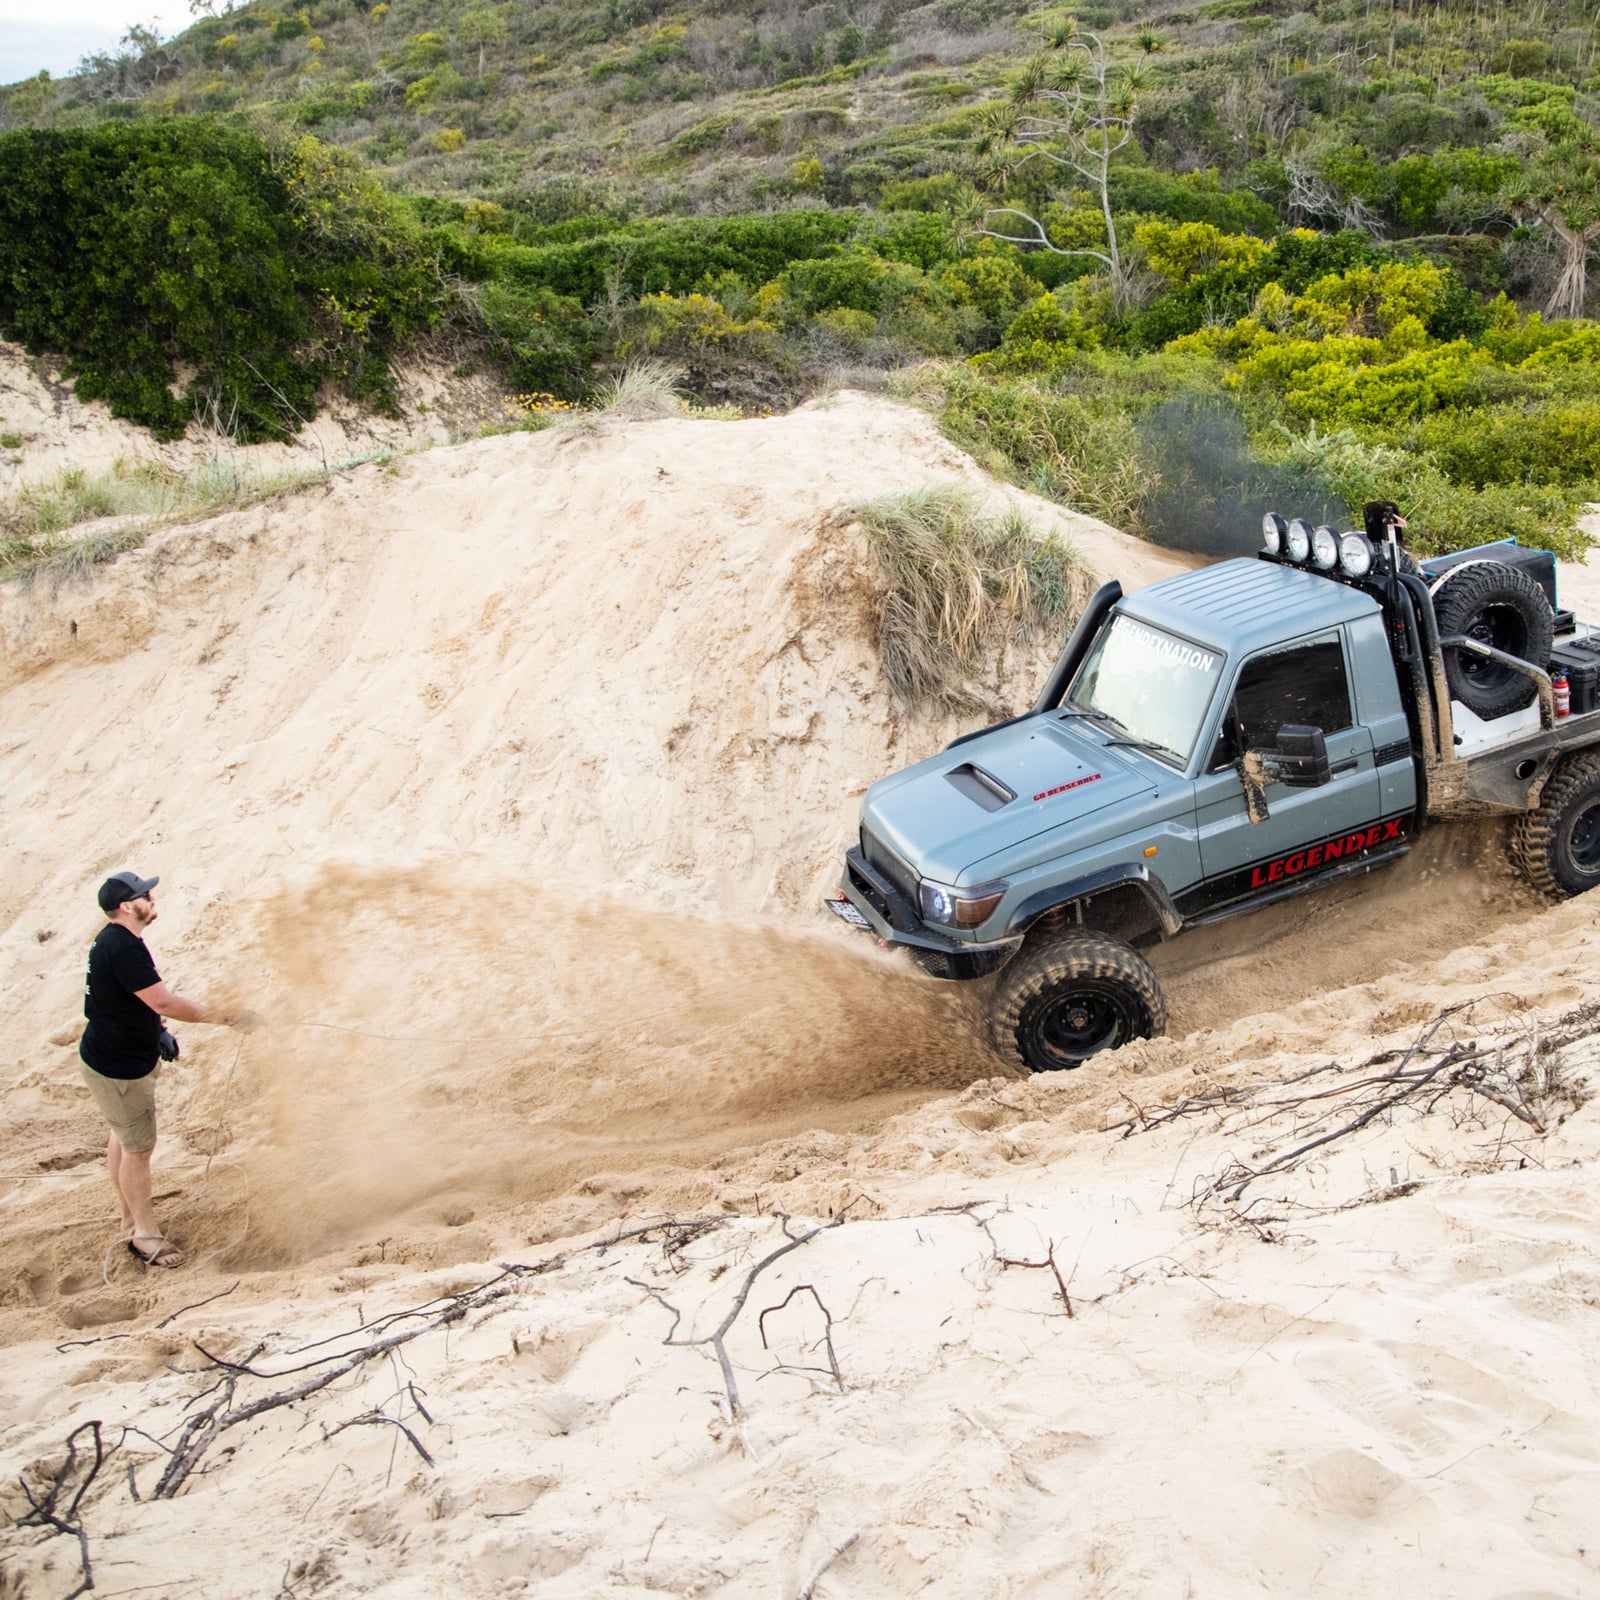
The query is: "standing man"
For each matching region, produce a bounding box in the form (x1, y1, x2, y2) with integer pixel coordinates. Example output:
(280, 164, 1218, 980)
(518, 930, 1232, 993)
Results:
(79, 870, 226, 1269)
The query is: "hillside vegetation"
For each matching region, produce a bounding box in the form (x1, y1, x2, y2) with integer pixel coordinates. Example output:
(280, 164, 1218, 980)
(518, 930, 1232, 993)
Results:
(2, 0, 1599, 554)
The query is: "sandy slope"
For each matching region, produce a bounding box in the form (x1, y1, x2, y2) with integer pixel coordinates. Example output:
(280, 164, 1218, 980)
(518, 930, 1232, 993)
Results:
(2, 390, 1600, 1599)
(0, 341, 506, 493)
(0, 391, 1184, 1293)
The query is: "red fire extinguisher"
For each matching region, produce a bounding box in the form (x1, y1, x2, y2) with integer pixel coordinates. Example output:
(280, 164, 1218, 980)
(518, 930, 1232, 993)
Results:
(1554, 670, 1571, 717)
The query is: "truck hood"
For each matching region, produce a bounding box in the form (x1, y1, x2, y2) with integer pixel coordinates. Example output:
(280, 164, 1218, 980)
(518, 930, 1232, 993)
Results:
(861, 714, 1157, 887)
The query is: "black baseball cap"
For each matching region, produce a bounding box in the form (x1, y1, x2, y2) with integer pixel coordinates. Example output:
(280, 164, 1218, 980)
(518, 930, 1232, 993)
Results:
(98, 871, 160, 913)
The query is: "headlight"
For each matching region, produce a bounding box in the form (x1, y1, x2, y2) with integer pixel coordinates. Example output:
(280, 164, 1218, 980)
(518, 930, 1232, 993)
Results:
(1311, 524, 1339, 569)
(1261, 512, 1285, 554)
(918, 879, 1008, 928)
(1285, 518, 1312, 562)
(1339, 531, 1374, 578)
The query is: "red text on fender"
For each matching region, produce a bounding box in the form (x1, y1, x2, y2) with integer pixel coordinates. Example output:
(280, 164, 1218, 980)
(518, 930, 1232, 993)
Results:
(1249, 818, 1405, 888)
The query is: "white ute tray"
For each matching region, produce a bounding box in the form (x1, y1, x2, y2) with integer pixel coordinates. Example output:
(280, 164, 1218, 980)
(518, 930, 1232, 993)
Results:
(1451, 698, 1541, 756)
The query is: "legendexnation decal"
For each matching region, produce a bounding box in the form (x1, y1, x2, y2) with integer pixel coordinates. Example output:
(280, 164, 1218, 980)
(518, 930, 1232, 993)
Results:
(1033, 772, 1102, 804)
(1122, 620, 1219, 673)
(1249, 818, 1405, 888)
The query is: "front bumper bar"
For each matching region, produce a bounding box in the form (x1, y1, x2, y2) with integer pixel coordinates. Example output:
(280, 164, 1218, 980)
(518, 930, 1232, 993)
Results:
(836, 847, 1020, 980)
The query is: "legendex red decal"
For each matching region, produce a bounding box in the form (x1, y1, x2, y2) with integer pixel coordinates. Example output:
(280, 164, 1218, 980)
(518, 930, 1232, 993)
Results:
(1249, 818, 1405, 888)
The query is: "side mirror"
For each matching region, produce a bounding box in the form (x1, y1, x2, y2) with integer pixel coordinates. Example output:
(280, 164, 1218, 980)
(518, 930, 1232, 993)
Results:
(1272, 724, 1331, 788)
(1237, 723, 1331, 823)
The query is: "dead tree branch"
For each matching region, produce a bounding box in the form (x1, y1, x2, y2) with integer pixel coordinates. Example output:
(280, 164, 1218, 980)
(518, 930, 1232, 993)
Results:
(1106, 999, 1590, 1225)
(14, 1421, 105, 1600)
(323, 1412, 435, 1467)
(628, 1213, 848, 1419)
(154, 1280, 241, 1330)
(758, 1285, 845, 1391)
(153, 1262, 561, 1499)
(994, 1239, 1077, 1318)
(796, 1530, 860, 1600)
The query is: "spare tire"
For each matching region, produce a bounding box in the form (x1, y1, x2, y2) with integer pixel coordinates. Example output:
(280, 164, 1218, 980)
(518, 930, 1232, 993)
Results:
(1432, 562, 1553, 720)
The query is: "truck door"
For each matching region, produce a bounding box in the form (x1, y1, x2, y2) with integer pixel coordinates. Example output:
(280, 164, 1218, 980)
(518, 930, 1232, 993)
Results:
(1192, 630, 1383, 906)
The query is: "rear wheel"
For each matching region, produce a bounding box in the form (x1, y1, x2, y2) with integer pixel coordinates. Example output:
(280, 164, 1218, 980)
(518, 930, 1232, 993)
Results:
(989, 930, 1166, 1073)
(1509, 754, 1600, 897)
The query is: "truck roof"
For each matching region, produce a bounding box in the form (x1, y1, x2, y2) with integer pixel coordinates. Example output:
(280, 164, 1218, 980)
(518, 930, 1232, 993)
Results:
(1119, 556, 1381, 658)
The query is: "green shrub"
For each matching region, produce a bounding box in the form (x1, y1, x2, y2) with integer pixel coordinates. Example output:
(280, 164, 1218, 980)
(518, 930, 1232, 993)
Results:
(878, 173, 970, 213)
(936, 249, 1044, 326)
(669, 114, 733, 157)
(475, 281, 590, 392)
(629, 290, 775, 358)
(454, 209, 859, 305)
(779, 249, 930, 318)
(970, 293, 1100, 373)
(0, 121, 440, 441)
(937, 367, 1151, 529)
(1274, 426, 1591, 559)
(1126, 229, 1391, 350)
(1107, 168, 1277, 235)
(1397, 402, 1600, 489)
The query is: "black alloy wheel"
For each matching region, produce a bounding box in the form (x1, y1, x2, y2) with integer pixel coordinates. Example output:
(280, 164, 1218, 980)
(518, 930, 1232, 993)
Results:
(1018, 978, 1139, 1070)
(989, 929, 1166, 1073)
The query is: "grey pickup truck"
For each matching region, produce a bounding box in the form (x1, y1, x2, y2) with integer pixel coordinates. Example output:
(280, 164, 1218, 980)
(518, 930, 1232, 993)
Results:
(829, 505, 1600, 1072)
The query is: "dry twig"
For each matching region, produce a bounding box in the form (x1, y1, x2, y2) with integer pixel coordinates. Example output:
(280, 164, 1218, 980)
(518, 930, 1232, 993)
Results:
(152, 1262, 560, 1499)
(14, 1420, 105, 1600)
(1154, 1000, 1591, 1216)
(628, 1212, 848, 1419)
(758, 1285, 845, 1391)
(796, 1530, 860, 1600)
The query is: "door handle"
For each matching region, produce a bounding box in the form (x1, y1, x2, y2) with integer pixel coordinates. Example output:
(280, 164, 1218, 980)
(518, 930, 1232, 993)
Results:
(1330, 757, 1360, 775)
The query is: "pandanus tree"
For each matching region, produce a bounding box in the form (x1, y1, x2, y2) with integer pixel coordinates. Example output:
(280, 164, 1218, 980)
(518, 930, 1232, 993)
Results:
(1504, 121, 1600, 321)
(971, 16, 1159, 310)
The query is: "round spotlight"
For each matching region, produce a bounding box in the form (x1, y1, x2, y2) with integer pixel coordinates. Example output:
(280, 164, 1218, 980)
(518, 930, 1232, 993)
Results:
(1261, 511, 1286, 555)
(1338, 531, 1374, 578)
(1285, 518, 1312, 563)
(1311, 524, 1339, 570)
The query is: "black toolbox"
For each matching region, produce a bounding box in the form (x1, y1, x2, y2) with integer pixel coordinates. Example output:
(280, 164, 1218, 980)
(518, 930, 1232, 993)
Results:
(1420, 540, 1575, 634)
(1550, 636, 1600, 715)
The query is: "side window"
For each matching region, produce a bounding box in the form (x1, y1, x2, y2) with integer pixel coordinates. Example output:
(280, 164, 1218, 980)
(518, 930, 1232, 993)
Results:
(1233, 637, 1354, 751)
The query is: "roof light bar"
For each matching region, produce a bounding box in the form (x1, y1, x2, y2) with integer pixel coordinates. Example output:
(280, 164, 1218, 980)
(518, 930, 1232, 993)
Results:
(1261, 512, 1286, 555)
(1285, 518, 1312, 563)
(1338, 531, 1374, 578)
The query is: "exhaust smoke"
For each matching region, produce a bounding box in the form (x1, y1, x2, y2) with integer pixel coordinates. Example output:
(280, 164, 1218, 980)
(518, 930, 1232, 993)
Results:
(1135, 397, 1345, 560)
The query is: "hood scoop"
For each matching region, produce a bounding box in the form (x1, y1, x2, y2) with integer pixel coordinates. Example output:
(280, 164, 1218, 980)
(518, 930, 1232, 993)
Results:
(944, 763, 1016, 812)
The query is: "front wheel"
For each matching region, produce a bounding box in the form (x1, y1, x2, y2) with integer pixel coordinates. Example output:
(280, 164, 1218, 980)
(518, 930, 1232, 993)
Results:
(989, 930, 1167, 1073)
(1509, 753, 1600, 897)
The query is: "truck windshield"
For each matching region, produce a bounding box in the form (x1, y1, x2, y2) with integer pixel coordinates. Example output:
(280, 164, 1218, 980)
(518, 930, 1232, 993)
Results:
(1066, 613, 1223, 767)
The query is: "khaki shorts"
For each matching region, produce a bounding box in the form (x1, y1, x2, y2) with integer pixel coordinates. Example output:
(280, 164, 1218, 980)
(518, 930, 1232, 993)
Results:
(79, 1062, 160, 1154)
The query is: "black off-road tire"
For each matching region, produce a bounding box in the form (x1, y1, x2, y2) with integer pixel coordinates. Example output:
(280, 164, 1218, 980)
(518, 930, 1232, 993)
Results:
(1433, 562, 1553, 720)
(1509, 753, 1600, 898)
(989, 930, 1166, 1073)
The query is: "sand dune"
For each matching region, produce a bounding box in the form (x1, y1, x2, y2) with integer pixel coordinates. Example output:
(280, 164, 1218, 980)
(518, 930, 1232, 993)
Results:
(3, 388, 1599, 1599)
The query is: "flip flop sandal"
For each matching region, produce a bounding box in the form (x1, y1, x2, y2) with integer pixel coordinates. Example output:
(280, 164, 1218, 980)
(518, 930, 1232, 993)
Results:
(128, 1235, 185, 1269)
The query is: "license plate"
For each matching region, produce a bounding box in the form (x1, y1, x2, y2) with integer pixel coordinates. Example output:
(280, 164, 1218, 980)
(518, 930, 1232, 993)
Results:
(825, 896, 871, 929)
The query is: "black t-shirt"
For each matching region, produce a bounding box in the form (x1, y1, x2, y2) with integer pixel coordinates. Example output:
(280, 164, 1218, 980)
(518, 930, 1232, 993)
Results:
(80, 924, 162, 1080)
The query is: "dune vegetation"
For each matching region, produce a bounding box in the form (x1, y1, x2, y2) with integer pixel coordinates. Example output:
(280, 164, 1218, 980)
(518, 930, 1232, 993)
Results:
(2, 0, 1599, 554)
